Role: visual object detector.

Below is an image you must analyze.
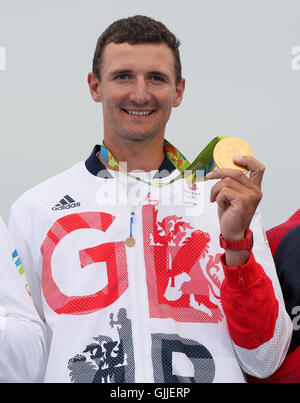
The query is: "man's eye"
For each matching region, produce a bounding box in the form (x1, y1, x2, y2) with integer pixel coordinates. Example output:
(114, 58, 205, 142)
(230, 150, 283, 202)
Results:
(116, 74, 129, 80)
(151, 76, 164, 82)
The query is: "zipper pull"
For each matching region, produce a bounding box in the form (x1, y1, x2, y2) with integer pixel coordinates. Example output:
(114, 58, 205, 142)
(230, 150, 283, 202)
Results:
(125, 208, 136, 247)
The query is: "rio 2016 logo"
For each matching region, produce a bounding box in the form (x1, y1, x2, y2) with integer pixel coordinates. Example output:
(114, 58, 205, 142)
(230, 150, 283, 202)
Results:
(0, 46, 6, 71)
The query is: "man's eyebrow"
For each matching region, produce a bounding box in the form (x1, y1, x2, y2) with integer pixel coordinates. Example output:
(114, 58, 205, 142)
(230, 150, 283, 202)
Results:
(108, 69, 133, 78)
(149, 71, 171, 80)
(108, 69, 171, 80)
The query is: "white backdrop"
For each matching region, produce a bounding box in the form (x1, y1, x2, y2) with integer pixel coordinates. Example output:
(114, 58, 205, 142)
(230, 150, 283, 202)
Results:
(0, 0, 299, 229)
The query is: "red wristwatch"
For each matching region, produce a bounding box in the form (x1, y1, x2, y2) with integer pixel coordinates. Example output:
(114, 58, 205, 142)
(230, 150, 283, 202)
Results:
(219, 229, 253, 251)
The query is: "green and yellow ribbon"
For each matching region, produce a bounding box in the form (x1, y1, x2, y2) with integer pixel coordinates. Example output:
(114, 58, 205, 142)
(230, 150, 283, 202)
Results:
(100, 136, 226, 187)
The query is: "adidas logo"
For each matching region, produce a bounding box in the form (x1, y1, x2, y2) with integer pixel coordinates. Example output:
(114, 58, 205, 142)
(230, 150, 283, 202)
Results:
(52, 195, 81, 211)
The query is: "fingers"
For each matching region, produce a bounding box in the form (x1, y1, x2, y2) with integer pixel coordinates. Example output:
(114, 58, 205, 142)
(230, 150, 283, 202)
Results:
(213, 182, 262, 210)
(208, 169, 263, 203)
(206, 155, 264, 241)
(209, 175, 247, 203)
(207, 155, 264, 214)
(206, 155, 265, 189)
(215, 186, 239, 210)
(234, 155, 265, 188)
(206, 167, 252, 193)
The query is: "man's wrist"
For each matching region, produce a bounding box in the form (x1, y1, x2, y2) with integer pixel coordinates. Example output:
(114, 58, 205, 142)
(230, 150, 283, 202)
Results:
(220, 231, 246, 241)
(224, 249, 250, 268)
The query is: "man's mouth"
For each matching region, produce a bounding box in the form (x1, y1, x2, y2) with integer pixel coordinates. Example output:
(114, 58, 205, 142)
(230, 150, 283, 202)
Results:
(121, 108, 155, 116)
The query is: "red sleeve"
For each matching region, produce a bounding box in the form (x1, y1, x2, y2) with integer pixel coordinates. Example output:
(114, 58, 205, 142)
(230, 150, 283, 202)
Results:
(247, 347, 300, 383)
(220, 251, 279, 350)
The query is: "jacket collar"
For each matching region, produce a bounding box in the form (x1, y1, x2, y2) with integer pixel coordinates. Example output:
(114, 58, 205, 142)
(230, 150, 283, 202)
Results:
(85, 145, 176, 179)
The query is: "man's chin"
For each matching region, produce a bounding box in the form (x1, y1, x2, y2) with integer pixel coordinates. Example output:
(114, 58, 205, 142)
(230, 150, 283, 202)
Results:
(120, 130, 161, 142)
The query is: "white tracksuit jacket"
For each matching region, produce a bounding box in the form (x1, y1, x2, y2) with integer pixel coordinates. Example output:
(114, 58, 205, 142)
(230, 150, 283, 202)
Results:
(2, 145, 292, 382)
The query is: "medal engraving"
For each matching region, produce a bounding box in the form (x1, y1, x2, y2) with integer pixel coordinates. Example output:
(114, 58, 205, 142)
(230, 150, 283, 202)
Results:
(213, 136, 253, 173)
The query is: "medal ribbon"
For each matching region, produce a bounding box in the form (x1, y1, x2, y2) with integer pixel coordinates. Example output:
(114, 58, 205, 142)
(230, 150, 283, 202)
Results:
(100, 136, 226, 187)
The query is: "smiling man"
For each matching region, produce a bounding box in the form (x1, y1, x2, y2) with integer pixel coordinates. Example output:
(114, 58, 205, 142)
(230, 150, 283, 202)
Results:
(88, 32, 185, 172)
(5, 15, 292, 383)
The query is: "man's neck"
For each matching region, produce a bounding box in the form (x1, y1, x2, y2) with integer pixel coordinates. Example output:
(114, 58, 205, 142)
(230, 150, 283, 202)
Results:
(100, 136, 165, 172)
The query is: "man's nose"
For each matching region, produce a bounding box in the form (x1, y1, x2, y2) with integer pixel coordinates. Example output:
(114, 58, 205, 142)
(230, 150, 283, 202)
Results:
(128, 77, 151, 104)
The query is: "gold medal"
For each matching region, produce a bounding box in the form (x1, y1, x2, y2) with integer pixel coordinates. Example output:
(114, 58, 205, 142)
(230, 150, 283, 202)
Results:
(125, 236, 136, 247)
(213, 136, 254, 173)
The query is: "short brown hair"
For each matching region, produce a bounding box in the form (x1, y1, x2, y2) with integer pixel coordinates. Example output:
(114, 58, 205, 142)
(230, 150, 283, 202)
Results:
(92, 15, 182, 84)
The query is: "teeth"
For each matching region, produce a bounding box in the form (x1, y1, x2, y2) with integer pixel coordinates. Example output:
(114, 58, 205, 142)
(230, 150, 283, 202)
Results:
(126, 110, 153, 116)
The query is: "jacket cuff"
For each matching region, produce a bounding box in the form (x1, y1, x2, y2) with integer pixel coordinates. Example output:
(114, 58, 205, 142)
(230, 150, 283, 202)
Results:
(221, 251, 262, 289)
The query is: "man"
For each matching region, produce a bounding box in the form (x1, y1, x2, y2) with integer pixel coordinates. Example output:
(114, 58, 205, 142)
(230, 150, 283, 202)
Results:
(248, 209, 300, 382)
(0, 216, 46, 382)
(7, 15, 292, 382)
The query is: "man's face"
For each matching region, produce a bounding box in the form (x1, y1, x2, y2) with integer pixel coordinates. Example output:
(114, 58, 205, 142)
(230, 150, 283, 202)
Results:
(88, 42, 185, 142)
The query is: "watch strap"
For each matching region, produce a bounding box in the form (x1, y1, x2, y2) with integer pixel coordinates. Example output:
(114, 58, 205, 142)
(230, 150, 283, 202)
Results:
(219, 229, 253, 251)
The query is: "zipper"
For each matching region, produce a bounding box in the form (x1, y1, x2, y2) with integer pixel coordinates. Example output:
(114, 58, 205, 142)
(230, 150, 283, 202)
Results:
(126, 204, 150, 382)
(238, 271, 244, 285)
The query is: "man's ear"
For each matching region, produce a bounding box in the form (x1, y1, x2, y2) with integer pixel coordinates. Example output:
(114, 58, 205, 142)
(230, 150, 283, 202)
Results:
(173, 77, 185, 108)
(87, 72, 102, 102)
